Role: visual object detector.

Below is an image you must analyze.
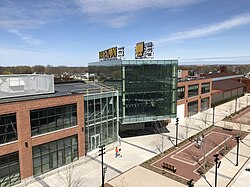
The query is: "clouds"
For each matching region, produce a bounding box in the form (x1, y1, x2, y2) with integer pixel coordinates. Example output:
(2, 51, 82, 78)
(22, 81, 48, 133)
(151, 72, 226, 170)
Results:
(0, 0, 72, 29)
(181, 56, 250, 65)
(8, 29, 44, 45)
(156, 14, 250, 44)
(75, 0, 201, 28)
(0, 0, 202, 29)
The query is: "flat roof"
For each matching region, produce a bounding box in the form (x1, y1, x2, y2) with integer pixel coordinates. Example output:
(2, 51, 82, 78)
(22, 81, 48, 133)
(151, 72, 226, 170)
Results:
(212, 79, 246, 92)
(89, 59, 178, 66)
(0, 82, 115, 104)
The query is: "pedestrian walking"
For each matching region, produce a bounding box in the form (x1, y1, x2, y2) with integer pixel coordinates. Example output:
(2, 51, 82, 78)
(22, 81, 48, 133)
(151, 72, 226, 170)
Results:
(115, 146, 119, 158)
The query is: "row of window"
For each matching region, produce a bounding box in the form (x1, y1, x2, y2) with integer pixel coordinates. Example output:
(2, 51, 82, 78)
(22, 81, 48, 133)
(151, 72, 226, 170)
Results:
(187, 97, 210, 117)
(33, 136, 78, 176)
(0, 104, 77, 146)
(0, 136, 79, 187)
(30, 104, 77, 136)
(177, 82, 210, 100)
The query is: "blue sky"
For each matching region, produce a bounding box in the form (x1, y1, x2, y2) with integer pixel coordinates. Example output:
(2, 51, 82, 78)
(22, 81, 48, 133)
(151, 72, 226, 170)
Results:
(1, 0, 250, 66)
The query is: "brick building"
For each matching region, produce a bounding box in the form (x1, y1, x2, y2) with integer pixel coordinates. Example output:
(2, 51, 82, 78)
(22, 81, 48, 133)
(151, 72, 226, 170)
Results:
(0, 75, 118, 186)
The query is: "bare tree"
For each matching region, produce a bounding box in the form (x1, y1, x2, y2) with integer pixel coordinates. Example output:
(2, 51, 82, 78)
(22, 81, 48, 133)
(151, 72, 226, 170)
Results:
(184, 117, 192, 139)
(228, 102, 233, 116)
(199, 112, 210, 172)
(153, 121, 166, 154)
(200, 112, 209, 130)
(59, 163, 82, 187)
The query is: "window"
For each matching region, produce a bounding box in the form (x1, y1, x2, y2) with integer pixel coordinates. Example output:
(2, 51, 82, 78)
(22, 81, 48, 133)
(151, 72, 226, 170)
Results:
(201, 97, 209, 112)
(201, 82, 210, 94)
(188, 84, 199, 97)
(30, 104, 77, 136)
(32, 136, 78, 176)
(0, 113, 17, 145)
(0, 152, 20, 187)
(177, 86, 185, 100)
(188, 100, 198, 117)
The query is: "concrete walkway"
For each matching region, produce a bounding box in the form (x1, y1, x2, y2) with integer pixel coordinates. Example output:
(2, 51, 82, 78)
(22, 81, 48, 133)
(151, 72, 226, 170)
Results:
(16, 94, 250, 187)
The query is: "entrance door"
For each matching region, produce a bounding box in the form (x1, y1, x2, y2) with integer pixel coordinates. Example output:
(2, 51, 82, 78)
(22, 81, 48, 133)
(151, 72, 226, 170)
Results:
(91, 134, 100, 150)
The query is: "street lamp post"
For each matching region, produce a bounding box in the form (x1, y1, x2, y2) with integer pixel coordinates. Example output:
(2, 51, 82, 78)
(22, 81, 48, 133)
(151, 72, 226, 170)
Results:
(212, 105, 215, 126)
(236, 136, 240, 166)
(213, 153, 221, 187)
(175, 118, 179, 147)
(235, 98, 238, 113)
(99, 145, 106, 187)
(187, 179, 194, 187)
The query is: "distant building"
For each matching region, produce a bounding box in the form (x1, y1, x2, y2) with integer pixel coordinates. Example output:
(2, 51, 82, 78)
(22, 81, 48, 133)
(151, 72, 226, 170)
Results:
(211, 79, 246, 105)
(232, 77, 250, 93)
(177, 69, 189, 79)
(219, 66, 227, 73)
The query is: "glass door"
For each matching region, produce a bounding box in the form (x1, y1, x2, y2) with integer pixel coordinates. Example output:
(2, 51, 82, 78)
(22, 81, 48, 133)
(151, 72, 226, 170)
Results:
(91, 134, 101, 151)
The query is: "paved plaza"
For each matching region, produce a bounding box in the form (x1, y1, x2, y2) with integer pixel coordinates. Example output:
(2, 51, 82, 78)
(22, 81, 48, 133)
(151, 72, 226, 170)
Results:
(151, 127, 247, 182)
(15, 94, 250, 187)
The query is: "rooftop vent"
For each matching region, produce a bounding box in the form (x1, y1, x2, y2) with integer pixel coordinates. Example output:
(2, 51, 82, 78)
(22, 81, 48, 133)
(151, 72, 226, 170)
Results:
(0, 74, 54, 99)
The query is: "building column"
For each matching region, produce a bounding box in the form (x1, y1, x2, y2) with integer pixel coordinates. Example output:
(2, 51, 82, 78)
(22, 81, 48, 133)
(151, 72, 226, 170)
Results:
(185, 85, 189, 117)
(17, 102, 33, 180)
(198, 82, 202, 112)
(77, 95, 85, 157)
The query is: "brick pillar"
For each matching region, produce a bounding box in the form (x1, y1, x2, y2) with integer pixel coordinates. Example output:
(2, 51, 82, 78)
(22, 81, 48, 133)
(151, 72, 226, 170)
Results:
(198, 83, 202, 112)
(185, 85, 189, 117)
(77, 95, 85, 157)
(17, 102, 33, 180)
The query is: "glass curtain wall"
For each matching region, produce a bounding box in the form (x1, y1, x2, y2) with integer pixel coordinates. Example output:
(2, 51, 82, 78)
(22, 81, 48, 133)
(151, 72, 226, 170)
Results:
(89, 59, 178, 125)
(122, 60, 177, 123)
(33, 136, 78, 176)
(0, 152, 20, 187)
(0, 113, 17, 145)
(84, 91, 118, 152)
(30, 104, 77, 136)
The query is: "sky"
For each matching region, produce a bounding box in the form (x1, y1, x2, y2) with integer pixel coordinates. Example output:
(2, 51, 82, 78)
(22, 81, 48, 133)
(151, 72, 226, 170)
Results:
(1, 0, 250, 66)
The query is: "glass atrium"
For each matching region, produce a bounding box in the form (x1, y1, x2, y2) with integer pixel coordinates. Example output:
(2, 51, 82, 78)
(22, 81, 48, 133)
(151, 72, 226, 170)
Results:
(84, 87, 119, 152)
(89, 59, 177, 124)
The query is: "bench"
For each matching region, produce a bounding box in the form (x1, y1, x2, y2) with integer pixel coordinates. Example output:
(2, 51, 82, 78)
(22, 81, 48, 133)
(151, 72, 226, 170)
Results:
(223, 124, 233, 131)
(162, 162, 177, 173)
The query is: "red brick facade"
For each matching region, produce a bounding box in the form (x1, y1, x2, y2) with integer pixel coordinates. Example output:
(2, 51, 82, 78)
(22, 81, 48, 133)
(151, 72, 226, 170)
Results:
(177, 78, 212, 117)
(0, 94, 85, 180)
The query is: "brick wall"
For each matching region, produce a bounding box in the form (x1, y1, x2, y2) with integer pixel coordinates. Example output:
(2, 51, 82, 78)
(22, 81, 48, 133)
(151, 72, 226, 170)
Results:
(0, 93, 85, 179)
(177, 78, 212, 117)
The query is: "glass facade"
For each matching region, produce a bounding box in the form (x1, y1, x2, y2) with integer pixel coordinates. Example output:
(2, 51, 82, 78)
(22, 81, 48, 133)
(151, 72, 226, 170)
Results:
(188, 84, 199, 98)
(0, 113, 17, 145)
(30, 104, 77, 136)
(89, 59, 177, 124)
(177, 86, 185, 100)
(33, 136, 78, 176)
(201, 97, 209, 112)
(0, 152, 20, 187)
(201, 82, 210, 94)
(84, 91, 118, 152)
(188, 100, 198, 117)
